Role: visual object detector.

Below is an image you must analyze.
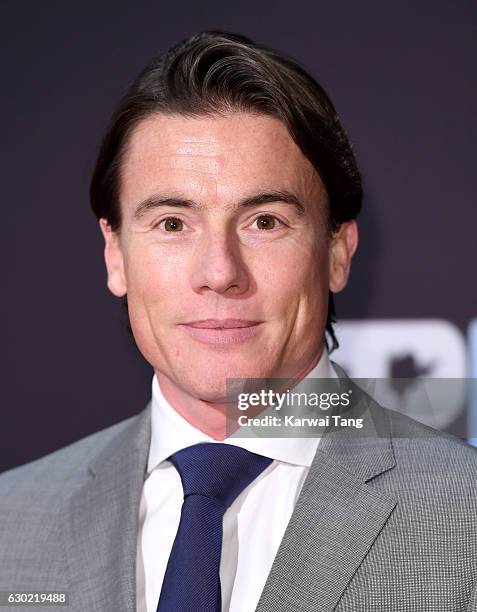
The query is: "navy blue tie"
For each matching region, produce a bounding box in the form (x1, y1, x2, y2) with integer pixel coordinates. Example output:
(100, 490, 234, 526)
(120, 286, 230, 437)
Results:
(156, 443, 273, 612)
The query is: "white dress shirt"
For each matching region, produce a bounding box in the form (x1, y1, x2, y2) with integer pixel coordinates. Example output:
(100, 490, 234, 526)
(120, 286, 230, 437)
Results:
(136, 351, 337, 612)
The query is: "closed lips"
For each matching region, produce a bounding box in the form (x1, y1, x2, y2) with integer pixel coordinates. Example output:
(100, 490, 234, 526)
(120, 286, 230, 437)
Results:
(183, 320, 261, 329)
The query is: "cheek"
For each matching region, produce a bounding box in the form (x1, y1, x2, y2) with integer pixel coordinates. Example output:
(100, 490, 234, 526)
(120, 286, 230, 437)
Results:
(124, 244, 188, 302)
(255, 238, 329, 316)
(122, 244, 191, 363)
(121, 245, 195, 361)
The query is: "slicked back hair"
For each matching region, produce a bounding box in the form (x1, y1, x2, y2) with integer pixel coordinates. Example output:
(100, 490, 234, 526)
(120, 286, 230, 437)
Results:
(90, 31, 363, 351)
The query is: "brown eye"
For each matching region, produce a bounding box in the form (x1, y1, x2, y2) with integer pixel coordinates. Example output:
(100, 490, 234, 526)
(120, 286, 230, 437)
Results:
(163, 217, 183, 232)
(255, 215, 278, 230)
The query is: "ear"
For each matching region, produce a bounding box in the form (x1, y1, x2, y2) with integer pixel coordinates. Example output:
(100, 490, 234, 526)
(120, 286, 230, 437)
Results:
(328, 220, 359, 293)
(99, 219, 127, 297)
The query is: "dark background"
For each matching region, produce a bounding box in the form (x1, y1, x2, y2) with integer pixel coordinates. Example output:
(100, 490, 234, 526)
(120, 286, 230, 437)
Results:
(1, 1, 476, 472)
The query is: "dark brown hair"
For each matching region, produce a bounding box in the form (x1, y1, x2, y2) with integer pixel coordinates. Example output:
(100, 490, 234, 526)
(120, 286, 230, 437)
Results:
(90, 30, 362, 351)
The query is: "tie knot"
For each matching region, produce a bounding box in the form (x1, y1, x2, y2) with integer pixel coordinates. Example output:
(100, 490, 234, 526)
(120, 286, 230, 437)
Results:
(168, 443, 272, 508)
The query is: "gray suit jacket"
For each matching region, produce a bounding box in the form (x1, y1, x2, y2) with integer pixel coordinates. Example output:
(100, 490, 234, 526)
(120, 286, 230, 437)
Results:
(1, 367, 477, 611)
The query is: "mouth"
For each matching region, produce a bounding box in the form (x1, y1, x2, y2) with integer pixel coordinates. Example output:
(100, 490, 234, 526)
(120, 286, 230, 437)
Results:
(183, 319, 261, 329)
(179, 319, 263, 344)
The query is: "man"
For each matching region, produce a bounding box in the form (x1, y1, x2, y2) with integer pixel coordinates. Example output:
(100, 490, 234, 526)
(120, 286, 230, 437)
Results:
(1, 31, 476, 612)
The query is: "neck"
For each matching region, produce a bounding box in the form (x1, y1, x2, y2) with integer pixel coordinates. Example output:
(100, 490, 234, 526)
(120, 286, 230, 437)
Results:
(156, 346, 325, 441)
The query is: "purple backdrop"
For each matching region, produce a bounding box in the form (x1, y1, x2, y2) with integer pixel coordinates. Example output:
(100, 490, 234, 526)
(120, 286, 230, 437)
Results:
(1, 1, 476, 471)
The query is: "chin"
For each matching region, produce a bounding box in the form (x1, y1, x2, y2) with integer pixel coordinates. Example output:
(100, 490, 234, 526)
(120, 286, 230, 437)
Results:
(184, 362, 272, 402)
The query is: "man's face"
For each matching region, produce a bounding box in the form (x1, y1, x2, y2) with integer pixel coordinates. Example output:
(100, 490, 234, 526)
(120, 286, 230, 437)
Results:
(101, 112, 357, 402)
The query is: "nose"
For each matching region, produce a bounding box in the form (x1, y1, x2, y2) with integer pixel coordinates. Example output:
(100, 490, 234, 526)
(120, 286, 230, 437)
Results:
(189, 230, 250, 296)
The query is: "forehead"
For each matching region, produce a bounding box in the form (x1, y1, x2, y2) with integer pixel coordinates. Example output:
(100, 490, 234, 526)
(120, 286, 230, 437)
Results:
(120, 112, 325, 214)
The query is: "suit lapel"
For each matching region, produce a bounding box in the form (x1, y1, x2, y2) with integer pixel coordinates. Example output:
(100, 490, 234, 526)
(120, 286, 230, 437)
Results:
(59, 366, 397, 612)
(61, 405, 151, 612)
(256, 373, 398, 612)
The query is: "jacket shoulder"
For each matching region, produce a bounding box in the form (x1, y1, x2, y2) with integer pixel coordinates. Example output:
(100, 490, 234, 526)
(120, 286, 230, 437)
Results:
(376, 406, 477, 505)
(0, 415, 137, 497)
(0, 410, 148, 570)
(387, 406, 477, 462)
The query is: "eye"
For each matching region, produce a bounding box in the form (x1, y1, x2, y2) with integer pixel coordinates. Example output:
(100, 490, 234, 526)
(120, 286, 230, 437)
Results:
(252, 214, 282, 231)
(158, 217, 184, 232)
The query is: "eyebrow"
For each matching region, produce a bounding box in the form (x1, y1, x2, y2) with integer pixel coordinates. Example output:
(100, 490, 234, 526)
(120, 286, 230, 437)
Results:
(132, 190, 306, 220)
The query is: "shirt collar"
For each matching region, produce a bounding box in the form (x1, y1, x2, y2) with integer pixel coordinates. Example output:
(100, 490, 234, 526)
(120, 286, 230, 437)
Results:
(148, 349, 337, 473)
